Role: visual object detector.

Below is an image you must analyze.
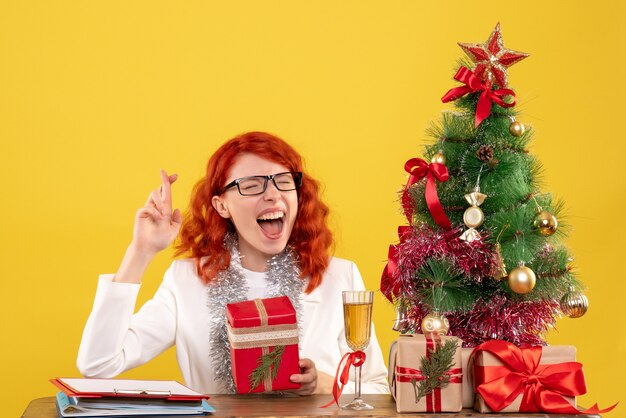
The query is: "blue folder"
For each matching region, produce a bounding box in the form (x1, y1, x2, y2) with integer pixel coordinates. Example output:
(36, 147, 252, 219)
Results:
(55, 392, 215, 417)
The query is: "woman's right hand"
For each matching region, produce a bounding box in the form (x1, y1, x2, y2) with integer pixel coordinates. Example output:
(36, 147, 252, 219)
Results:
(114, 169, 182, 284)
(131, 169, 183, 257)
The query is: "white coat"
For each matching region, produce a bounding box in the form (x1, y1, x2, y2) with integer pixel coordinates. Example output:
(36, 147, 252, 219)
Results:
(77, 257, 390, 394)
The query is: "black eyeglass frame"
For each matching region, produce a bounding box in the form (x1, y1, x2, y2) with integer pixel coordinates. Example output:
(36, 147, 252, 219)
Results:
(221, 171, 303, 196)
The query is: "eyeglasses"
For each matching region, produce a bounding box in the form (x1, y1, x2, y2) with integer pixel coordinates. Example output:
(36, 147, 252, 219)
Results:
(221, 171, 303, 196)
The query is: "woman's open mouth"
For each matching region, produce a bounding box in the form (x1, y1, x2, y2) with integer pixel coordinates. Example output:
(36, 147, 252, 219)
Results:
(257, 211, 285, 238)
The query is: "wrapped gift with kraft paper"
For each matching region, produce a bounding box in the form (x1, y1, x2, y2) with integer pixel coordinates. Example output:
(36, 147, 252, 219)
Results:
(226, 296, 301, 394)
(461, 347, 475, 409)
(472, 339, 615, 414)
(389, 334, 463, 413)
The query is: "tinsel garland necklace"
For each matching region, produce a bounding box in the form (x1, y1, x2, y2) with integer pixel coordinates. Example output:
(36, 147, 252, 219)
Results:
(206, 235, 304, 393)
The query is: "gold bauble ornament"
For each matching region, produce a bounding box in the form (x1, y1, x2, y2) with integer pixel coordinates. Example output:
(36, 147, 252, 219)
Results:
(534, 210, 558, 236)
(431, 150, 446, 165)
(507, 264, 536, 294)
(560, 287, 589, 318)
(421, 312, 450, 335)
(509, 121, 525, 137)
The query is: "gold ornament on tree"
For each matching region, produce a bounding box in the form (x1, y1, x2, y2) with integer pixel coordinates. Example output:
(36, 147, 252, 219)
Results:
(461, 167, 487, 243)
(560, 286, 589, 318)
(531, 195, 558, 237)
(534, 210, 558, 236)
(421, 311, 450, 336)
(509, 117, 525, 137)
(491, 225, 510, 280)
(392, 303, 412, 334)
(507, 262, 536, 294)
(460, 187, 487, 242)
(431, 150, 446, 165)
(492, 242, 508, 280)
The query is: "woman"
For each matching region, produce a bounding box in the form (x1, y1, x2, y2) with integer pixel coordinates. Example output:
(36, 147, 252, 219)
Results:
(77, 131, 389, 395)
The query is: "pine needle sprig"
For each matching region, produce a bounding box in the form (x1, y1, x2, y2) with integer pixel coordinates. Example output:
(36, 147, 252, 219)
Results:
(427, 111, 475, 143)
(411, 339, 459, 404)
(248, 345, 285, 392)
(415, 258, 479, 311)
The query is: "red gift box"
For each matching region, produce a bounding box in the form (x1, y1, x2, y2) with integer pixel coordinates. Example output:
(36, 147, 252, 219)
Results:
(226, 296, 301, 394)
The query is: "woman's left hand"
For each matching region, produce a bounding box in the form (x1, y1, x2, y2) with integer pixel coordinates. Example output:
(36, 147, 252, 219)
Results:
(289, 358, 333, 395)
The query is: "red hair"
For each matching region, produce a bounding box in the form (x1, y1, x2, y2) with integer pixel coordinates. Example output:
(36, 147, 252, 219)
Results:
(175, 131, 334, 293)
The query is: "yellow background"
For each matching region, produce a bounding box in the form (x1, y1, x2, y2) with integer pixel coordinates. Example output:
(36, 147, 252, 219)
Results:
(1, 1, 624, 416)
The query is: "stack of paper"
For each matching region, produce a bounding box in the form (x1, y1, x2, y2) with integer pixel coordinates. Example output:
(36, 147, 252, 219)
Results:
(50, 378, 215, 417)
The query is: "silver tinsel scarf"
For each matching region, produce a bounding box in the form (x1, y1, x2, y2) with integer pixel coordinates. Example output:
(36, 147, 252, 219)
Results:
(207, 235, 304, 393)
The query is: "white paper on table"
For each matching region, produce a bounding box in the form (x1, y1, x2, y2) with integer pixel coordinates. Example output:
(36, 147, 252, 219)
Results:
(58, 378, 204, 397)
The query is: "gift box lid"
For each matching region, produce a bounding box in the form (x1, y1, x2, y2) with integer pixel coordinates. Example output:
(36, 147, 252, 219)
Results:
(226, 296, 297, 328)
(473, 343, 577, 367)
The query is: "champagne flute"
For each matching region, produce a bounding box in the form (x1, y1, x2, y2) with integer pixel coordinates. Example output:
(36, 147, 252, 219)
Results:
(342, 290, 374, 410)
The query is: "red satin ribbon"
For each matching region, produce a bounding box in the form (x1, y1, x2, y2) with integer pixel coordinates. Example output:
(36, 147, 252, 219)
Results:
(396, 366, 463, 383)
(380, 243, 399, 302)
(441, 66, 516, 127)
(381, 156, 452, 302)
(397, 363, 462, 410)
(402, 157, 452, 230)
(473, 340, 617, 414)
(380, 226, 411, 302)
(321, 351, 366, 408)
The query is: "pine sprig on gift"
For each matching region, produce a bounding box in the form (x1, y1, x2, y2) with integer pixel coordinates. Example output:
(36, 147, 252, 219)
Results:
(248, 345, 285, 392)
(410, 339, 459, 404)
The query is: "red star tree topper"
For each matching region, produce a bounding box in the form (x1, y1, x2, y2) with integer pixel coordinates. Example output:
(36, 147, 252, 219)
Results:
(458, 23, 529, 88)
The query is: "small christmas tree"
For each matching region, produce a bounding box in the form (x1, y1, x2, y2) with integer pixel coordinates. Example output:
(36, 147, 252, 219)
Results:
(381, 23, 589, 347)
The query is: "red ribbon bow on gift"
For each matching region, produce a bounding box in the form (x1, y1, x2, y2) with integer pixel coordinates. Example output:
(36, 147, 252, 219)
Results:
(441, 66, 516, 127)
(401, 157, 452, 230)
(321, 351, 366, 408)
(472, 340, 617, 415)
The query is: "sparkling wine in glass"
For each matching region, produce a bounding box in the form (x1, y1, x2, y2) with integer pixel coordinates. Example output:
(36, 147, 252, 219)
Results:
(342, 290, 374, 410)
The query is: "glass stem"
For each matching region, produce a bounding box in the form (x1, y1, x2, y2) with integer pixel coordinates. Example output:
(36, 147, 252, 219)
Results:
(354, 364, 362, 400)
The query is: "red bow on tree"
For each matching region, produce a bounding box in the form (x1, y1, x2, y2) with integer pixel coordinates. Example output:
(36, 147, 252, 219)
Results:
(401, 157, 452, 230)
(380, 226, 411, 302)
(441, 66, 516, 127)
(382, 159, 451, 303)
(472, 340, 617, 415)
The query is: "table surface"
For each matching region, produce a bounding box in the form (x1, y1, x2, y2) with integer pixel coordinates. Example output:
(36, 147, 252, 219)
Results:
(22, 394, 601, 418)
